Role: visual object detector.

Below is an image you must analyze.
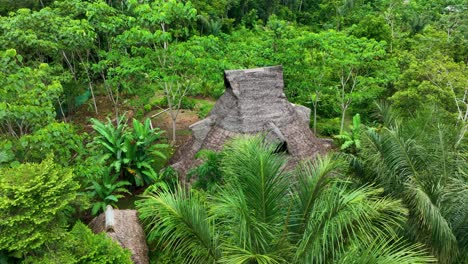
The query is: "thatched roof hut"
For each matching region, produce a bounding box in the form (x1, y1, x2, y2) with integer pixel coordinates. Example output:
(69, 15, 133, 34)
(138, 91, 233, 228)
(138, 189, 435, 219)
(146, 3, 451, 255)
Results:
(89, 208, 149, 264)
(171, 65, 332, 176)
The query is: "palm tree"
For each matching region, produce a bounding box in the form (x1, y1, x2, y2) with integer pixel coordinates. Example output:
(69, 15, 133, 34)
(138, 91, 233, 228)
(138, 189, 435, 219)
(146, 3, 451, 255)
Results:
(136, 136, 433, 263)
(356, 104, 468, 263)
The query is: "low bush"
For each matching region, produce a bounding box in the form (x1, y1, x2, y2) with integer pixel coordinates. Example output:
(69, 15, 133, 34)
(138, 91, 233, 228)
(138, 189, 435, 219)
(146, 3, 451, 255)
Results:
(23, 222, 132, 264)
(315, 117, 341, 136)
(0, 157, 79, 256)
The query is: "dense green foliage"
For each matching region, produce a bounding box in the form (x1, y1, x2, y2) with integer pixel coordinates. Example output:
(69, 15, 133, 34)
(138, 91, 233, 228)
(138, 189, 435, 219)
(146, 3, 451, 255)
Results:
(187, 149, 223, 191)
(137, 136, 433, 263)
(91, 117, 168, 187)
(334, 113, 362, 154)
(353, 105, 468, 263)
(23, 222, 132, 264)
(0, 0, 466, 262)
(0, 49, 62, 137)
(87, 169, 131, 216)
(0, 157, 78, 256)
(1, 0, 465, 125)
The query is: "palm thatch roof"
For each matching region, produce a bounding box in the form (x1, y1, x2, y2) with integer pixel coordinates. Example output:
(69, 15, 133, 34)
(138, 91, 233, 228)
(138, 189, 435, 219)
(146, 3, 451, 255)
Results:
(89, 208, 149, 264)
(171, 65, 332, 176)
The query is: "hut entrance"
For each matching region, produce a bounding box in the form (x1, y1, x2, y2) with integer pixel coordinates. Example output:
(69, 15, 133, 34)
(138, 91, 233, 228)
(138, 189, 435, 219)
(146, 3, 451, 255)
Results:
(274, 141, 288, 154)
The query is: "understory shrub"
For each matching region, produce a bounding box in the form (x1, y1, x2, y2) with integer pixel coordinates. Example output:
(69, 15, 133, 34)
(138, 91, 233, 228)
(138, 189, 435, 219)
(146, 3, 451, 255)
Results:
(23, 222, 132, 264)
(0, 157, 79, 256)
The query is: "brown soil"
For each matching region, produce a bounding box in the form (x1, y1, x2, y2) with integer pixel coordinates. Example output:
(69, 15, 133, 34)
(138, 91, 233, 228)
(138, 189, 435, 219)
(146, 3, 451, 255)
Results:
(145, 109, 199, 148)
(68, 94, 200, 154)
(68, 95, 133, 134)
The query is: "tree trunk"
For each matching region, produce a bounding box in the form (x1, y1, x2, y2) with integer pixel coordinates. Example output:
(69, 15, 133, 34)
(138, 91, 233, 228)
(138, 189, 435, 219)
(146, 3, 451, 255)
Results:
(340, 105, 348, 134)
(164, 82, 177, 144)
(312, 91, 320, 135)
(314, 104, 317, 134)
(88, 82, 98, 115)
(78, 53, 98, 114)
(57, 99, 67, 122)
(171, 116, 177, 144)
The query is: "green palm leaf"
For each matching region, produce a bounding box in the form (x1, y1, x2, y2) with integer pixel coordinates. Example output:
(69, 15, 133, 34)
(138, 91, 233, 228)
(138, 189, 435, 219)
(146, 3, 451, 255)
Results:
(136, 185, 218, 264)
(219, 244, 285, 264)
(359, 106, 467, 263)
(294, 182, 407, 263)
(137, 135, 432, 264)
(215, 136, 290, 255)
(336, 236, 435, 264)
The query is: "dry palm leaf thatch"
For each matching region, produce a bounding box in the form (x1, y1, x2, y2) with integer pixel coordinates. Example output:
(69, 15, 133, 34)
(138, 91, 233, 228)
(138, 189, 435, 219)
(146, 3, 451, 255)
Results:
(89, 208, 149, 264)
(171, 66, 332, 177)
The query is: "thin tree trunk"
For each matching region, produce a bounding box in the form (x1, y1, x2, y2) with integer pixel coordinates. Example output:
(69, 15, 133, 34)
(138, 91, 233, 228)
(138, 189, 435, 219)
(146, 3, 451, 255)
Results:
(78, 52, 98, 114)
(312, 91, 320, 134)
(455, 124, 466, 148)
(6, 121, 18, 139)
(88, 82, 98, 115)
(114, 88, 119, 121)
(61, 50, 77, 81)
(314, 104, 317, 134)
(338, 67, 356, 134)
(171, 115, 177, 144)
(340, 106, 347, 134)
(99, 71, 119, 117)
(57, 99, 68, 122)
(164, 82, 176, 143)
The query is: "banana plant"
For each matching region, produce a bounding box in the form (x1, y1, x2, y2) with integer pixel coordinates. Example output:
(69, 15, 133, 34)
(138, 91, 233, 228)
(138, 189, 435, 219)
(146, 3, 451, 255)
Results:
(123, 118, 168, 186)
(334, 113, 362, 154)
(87, 168, 131, 216)
(91, 117, 168, 187)
(90, 117, 127, 174)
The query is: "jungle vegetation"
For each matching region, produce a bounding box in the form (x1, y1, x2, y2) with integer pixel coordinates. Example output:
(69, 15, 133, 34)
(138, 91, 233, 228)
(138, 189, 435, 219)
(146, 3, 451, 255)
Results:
(0, 0, 466, 263)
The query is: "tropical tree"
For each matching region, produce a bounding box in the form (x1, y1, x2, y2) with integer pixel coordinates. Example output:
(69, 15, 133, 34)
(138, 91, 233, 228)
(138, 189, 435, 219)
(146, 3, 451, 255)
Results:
(136, 136, 433, 263)
(391, 51, 467, 119)
(0, 5, 98, 114)
(0, 49, 62, 137)
(356, 104, 468, 263)
(279, 30, 398, 133)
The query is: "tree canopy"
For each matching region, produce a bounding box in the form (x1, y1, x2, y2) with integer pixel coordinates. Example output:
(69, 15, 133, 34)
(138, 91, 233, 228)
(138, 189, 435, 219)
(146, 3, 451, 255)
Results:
(0, 0, 466, 263)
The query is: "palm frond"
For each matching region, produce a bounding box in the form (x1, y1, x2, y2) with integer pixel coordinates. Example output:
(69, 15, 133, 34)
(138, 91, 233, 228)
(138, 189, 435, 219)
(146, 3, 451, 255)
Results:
(219, 244, 285, 264)
(362, 126, 426, 195)
(373, 100, 399, 128)
(405, 181, 459, 262)
(358, 110, 467, 263)
(442, 178, 468, 254)
(214, 135, 290, 255)
(136, 185, 218, 264)
(336, 236, 435, 264)
(289, 155, 343, 241)
(295, 183, 408, 263)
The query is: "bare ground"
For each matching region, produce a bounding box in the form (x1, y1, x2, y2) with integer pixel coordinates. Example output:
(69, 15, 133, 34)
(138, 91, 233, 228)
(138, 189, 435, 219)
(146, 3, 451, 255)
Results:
(145, 109, 199, 148)
(69, 95, 200, 150)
